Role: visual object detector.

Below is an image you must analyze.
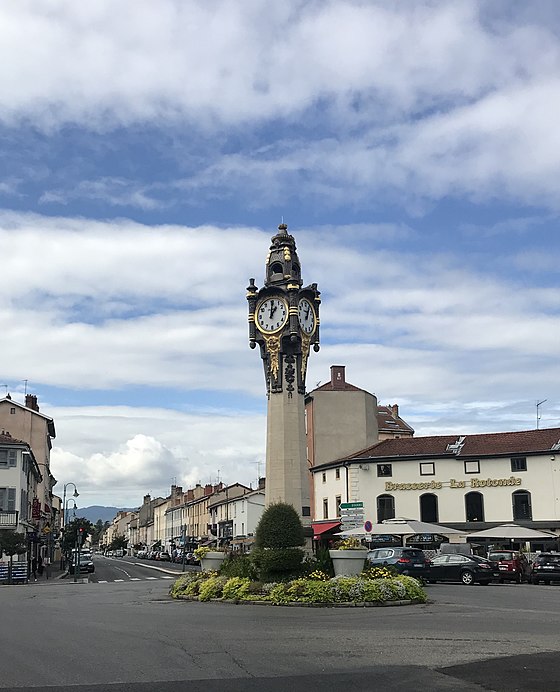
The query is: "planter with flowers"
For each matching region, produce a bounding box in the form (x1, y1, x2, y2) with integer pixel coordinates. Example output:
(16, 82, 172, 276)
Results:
(328, 537, 368, 577)
(194, 546, 227, 572)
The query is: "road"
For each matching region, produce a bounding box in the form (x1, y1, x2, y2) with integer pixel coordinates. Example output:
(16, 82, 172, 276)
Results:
(86, 554, 197, 583)
(1, 566, 559, 692)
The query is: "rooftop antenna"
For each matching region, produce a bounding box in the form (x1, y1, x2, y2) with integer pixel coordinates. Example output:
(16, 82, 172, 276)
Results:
(23, 379, 28, 396)
(536, 399, 547, 429)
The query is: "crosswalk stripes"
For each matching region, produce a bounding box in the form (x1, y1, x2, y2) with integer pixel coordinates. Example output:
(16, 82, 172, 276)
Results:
(91, 576, 178, 584)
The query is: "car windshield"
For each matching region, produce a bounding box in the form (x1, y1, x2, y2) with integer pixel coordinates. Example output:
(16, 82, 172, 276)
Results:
(537, 555, 560, 564)
(488, 552, 514, 560)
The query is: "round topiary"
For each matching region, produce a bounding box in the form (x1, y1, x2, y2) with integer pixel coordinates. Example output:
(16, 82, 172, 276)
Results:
(254, 502, 305, 548)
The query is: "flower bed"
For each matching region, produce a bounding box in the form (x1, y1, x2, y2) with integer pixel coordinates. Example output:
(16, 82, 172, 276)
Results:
(169, 568, 427, 606)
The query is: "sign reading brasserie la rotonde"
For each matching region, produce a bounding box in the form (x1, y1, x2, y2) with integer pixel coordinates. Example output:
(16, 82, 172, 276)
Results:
(385, 476, 522, 491)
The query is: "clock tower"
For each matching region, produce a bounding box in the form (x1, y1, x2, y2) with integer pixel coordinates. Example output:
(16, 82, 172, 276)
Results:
(247, 223, 320, 523)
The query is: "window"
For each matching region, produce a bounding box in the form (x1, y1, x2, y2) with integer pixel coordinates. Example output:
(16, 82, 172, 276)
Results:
(377, 464, 392, 478)
(335, 495, 341, 517)
(465, 492, 484, 522)
(322, 472, 327, 483)
(512, 490, 532, 520)
(420, 493, 439, 522)
(511, 457, 527, 472)
(0, 487, 16, 511)
(464, 460, 480, 474)
(376, 494, 395, 523)
(322, 498, 329, 520)
(0, 450, 16, 468)
(419, 462, 435, 476)
(10, 407, 15, 414)
(335, 468, 340, 480)
(241, 522, 244, 535)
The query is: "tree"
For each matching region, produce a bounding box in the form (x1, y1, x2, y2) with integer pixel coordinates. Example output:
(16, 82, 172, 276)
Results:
(61, 517, 94, 554)
(0, 530, 27, 584)
(108, 535, 127, 551)
(90, 519, 105, 546)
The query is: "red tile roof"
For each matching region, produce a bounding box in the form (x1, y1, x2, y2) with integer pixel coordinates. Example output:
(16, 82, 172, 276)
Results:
(377, 405, 415, 434)
(0, 432, 27, 445)
(346, 427, 560, 461)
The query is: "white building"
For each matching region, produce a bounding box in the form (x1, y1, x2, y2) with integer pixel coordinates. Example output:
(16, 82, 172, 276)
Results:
(0, 432, 42, 561)
(311, 427, 560, 541)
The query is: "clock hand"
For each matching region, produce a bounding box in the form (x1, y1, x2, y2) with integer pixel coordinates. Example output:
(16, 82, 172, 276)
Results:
(269, 303, 277, 319)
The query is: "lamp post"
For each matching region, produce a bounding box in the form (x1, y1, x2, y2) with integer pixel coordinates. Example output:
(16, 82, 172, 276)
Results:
(62, 482, 79, 528)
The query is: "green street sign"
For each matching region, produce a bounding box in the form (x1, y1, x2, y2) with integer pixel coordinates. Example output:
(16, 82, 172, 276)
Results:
(339, 502, 364, 509)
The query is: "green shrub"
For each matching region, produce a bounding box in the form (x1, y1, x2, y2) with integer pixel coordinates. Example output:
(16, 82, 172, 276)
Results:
(198, 575, 228, 601)
(301, 547, 334, 577)
(222, 577, 251, 600)
(219, 553, 258, 580)
(251, 546, 304, 581)
(254, 502, 305, 548)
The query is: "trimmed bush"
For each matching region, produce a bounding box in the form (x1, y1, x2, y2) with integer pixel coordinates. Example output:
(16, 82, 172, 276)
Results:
(254, 502, 305, 548)
(251, 546, 304, 582)
(219, 553, 258, 580)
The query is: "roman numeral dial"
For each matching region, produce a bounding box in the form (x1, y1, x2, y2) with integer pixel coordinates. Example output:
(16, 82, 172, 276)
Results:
(256, 297, 288, 334)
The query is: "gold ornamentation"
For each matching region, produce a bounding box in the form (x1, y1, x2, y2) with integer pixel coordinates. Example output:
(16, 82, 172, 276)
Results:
(301, 333, 311, 379)
(263, 334, 281, 380)
(284, 248, 291, 261)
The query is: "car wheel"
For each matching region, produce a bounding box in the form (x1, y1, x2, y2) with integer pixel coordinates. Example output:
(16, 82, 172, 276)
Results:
(461, 570, 475, 585)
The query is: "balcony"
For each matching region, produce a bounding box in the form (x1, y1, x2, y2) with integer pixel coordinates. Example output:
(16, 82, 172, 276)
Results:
(0, 511, 19, 528)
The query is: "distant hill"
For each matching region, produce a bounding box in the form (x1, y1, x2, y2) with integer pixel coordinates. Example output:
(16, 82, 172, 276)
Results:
(74, 506, 137, 524)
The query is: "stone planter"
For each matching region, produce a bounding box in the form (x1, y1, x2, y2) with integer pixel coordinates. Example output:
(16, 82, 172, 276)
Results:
(200, 551, 226, 572)
(329, 549, 367, 577)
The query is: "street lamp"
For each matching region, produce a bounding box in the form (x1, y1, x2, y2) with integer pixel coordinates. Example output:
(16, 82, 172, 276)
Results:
(62, 482, 79, 528)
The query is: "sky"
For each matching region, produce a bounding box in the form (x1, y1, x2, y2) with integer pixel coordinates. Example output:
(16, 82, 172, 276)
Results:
(1, 1, 560, 509)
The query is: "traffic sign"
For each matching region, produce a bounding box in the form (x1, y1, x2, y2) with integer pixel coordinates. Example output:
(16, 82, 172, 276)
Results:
(339, 502, 364, 509)
(364, 520, 372, 532)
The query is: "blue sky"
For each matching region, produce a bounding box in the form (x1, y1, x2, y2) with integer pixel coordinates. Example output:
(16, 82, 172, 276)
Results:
(1, 1, 559, 507)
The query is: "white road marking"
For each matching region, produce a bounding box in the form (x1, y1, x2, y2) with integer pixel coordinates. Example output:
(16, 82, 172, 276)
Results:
(146, 577, 158, 580)
(160, 576, 173, 579)
(114, 579, 124, 582)
(98, 580, 108, 583)
(130, 578, 141, 581)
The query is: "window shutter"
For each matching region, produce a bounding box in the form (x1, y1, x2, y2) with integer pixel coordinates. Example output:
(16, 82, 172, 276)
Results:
(8, 487, 16, 511)
(8, 450, 16, 467)
(0, 451, 7, 467)
(0, 488, 5, 510)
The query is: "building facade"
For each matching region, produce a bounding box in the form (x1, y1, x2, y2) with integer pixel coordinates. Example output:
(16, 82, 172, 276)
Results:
(312, 428, 560, 538)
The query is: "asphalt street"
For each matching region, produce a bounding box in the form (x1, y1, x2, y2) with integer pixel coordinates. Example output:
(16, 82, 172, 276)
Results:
(1, 561, 559, 692)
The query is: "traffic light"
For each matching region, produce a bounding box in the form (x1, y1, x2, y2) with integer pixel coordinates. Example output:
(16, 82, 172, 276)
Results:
(78, 527, 84, 545)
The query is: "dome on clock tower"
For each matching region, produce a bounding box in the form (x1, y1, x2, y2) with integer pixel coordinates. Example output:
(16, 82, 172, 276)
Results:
(264, 223, 303, 288)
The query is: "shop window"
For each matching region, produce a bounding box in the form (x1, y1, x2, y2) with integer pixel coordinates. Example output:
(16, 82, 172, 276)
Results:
(512, 490, 532, 520)
(420, 493, 439, 523)
(376, 494, 395, 523)
(464, 460, 480, 474)
(419, 462, 435, 476)
(377, 464, 392, 478)
(511, 457, 527, 472)
(465, 492, 484, 522)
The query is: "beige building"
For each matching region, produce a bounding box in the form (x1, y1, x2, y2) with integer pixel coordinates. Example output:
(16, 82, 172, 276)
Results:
(305, 366, 413, 520)
(0, 395, 57, 539)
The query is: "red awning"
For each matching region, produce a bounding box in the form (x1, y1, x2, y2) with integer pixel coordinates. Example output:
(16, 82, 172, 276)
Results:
(312, 521, 341, 537)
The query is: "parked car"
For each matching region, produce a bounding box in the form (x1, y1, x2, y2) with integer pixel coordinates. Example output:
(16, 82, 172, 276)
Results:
(487, 550, 530, 583)
(429, 553, 499, 585)
(529, 552, 560, 584)
(68, 554, 95, 574)
(366, 547, 430, 580)
(156, 551, 171, 562)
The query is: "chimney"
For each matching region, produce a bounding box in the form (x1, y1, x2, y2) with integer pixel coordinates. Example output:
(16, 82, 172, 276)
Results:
(391, 404, 399, 419)
(258, 477, 266, 490)
(204, 483, 213, 496)
(25, 394, 39, 411)
(186, 489, 194, 501)
(330, 365, 346, 390)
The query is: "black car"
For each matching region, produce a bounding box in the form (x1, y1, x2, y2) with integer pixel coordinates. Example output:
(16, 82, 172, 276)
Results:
(530, 552, 560, 584)
(429, 553, 498, 585)
(366, 547, 430, 580)
(68, 554, 95, 574)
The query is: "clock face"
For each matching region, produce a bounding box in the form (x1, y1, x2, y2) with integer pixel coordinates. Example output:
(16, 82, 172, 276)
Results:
(256, 297, 288, 333)
(298, 298, 316, 335)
